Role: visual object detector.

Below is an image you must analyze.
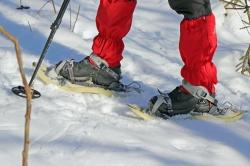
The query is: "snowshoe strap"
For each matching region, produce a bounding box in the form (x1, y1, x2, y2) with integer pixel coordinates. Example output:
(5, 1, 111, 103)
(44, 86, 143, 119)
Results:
(151, 95, 166, 114)
(107, 81, 142, 93)
(124, 81, 142, 93)
(89, 53, 120, 81)
(208, 106, 225, 115)
(55, 60, 67, 75)
(150, 92, 172, 115)
(67, 60, 75, 83)
(182, 79, 217, 105)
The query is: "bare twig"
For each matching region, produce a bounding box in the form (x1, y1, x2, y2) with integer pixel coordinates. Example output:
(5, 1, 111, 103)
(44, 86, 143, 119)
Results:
(37, 0, 51, 14)
(221, 0, 250, 75)
(220, 0, 245, 7)
(28, 21, 32, 32)
(245, 0, 250, 23)
(51, 0, 57, 14)
(69, 4, 72, 30)
(236, 45, 250, 74)
(38, 0, 57, 14)
(72, 5, 80, 32)
(242, 19, 250, 25)
(0, 26, 33, 166)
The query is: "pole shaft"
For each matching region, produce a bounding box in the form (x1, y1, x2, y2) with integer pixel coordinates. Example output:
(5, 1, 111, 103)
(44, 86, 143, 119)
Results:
(28, 0, 71, 86)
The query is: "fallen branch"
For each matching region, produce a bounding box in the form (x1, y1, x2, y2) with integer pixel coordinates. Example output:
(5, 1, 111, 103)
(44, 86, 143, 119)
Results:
(0, 26, 33, 166)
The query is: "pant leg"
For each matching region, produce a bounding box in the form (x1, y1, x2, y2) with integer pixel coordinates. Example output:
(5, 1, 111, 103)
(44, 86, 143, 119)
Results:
(168, 0, 212, 19)
(168, 0, 217, 94)
(92, 0, 137, 68)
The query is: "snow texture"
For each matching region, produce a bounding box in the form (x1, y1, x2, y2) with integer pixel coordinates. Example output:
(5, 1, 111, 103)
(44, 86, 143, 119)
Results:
(0, 0, 250, 166)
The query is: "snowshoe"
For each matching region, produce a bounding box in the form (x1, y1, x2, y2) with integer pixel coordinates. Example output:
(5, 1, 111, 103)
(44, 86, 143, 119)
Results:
(55, 53, 123, 91)
(33, 54, 141, 96)
(129, 80, 246, 122)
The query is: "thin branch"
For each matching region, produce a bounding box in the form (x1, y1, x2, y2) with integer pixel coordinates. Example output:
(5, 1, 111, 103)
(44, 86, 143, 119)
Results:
(37, 0, 51, 14)
(38, 0, 56, 14)
(225, 7, 247, 9)
(69, 4, 72, 30)
(51, 0, 57, 14)
(72, 5, 80, 32)
(240, 25, 250, 29)
(0, 26, 33, 166)
(221, 0, 250, 75)
(236, 45, 250, 74)
(242, 19, 250, 25)
(28, 21, 32, 32)
(244, 0, 250, 22)
(220, 0, 246, 8)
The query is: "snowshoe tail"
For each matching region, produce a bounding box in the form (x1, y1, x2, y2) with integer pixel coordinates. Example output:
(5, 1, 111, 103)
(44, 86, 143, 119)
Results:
(191, 111, 247, 122)
(128, 104, 154, 121)
(128, 104, 247, 122)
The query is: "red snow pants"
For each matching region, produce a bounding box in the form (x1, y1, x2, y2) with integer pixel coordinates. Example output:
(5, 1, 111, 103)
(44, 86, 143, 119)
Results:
(92, 0, 217, 94)
(92, 0, 137, 68)
(180, 14, 218, 94)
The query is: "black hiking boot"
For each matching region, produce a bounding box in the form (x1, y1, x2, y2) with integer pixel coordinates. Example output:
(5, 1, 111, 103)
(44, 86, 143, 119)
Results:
(55, 53, 123, 91)
(146, 87, 213, 119)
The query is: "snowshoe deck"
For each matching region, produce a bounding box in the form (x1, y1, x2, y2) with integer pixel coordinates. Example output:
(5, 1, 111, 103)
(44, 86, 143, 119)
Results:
(35, 63, 114, 97)
(190, 111, 246, 122)
(128, 104, 247, 122)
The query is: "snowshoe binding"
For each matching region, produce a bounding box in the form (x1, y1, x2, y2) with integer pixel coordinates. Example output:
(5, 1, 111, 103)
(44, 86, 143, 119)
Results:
(51, 53, 141, 93)
(144, 80, 246, 121)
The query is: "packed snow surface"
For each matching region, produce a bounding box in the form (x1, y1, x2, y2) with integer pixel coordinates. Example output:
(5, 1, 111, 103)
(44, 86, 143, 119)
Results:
(0, 0, 250, 166)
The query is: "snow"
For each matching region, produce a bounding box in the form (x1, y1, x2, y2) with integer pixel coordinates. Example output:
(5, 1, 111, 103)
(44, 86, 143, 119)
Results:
(0, 0, 250, 166)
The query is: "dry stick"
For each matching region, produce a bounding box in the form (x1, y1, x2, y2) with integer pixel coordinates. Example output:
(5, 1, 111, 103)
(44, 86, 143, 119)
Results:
(241, 0, 250, 74)
(220, 0, 245, 7)
(37, 0, 51, 14)
(241, 20, 250, 25)
(28, 21, 32, 32)
(224, 0, 245, 8)
(51, 0, 57, 14)
(226, 0, 250, 74)
(245, 0, 250, 22)
(69, 4, 72, 30)
(0, 26, 32, 166)
(72, 5, 80, 32)
(239, 0, 250, 74)
(236, 45, 250, 74)
(236, 45, 250, 70)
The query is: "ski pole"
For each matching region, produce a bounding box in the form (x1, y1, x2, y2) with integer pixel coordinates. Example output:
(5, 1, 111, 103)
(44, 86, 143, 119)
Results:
(17, 0, 30, 10)
(12, 0, 71, 99)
